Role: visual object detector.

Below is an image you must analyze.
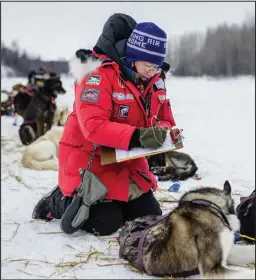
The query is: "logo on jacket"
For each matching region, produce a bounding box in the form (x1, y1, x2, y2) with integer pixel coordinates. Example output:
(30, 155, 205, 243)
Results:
(80, 88, 100, 103)
(86, 75, 102, 85)
(117, 105, 130, 118)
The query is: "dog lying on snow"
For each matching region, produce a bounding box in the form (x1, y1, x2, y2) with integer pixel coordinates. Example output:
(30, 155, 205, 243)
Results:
(21, 107, 70, 171)
(21, 108, 69, 171)
(119, 181, 255, 279)
(147, 150, 198, 181)
(21, 126, 64, 171)
(53, 108, 70, 126)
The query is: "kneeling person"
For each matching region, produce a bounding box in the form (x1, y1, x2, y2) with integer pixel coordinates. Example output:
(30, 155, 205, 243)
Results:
(32, 15, 177, 236)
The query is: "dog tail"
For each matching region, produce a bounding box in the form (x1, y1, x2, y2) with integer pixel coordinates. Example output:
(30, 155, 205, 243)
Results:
(21, 157, 59, 171)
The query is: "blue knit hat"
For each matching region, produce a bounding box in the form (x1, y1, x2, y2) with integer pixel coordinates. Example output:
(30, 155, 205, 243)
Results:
(125, 22, 167, 67)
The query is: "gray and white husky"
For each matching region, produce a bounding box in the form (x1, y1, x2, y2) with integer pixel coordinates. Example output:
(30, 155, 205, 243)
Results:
(119, 181, 255, 278)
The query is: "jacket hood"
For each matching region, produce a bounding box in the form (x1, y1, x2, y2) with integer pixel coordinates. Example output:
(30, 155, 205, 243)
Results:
(69, 13, 136, 83)
(94, 13, 137, 66)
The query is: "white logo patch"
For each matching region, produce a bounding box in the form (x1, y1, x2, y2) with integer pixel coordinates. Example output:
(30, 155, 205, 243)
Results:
(113, 92, 134, 100)
(86, 75, 102, 85)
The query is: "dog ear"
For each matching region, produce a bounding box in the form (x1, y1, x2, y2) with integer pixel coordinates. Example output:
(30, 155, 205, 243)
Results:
(223, 180, 232, 195)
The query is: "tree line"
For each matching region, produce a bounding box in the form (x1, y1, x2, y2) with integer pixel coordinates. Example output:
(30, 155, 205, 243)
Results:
(1, 16, 255, 77)
(166, 16, 255, 76)
(1, 41, 69, 77)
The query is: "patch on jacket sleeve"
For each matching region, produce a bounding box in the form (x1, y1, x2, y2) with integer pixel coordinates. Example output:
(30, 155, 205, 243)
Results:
(86, 75, 102, 85)
(80, 88, 100, 103)
(117, 105, 130, 118)
(155, 78, 165, 90)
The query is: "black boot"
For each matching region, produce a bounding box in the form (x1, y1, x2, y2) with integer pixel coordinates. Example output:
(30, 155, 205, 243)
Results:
(32, 185, 59, 221)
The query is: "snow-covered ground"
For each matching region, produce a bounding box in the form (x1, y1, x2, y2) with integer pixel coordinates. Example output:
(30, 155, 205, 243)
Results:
(1, 75, 255, 279)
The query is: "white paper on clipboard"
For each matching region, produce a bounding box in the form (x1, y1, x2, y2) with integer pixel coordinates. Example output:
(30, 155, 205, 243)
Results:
(115, 133, 175, 162)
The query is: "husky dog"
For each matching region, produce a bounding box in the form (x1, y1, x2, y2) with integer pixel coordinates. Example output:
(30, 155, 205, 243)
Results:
(119, 181, 246, 278)
(147, 150, 198, 181)
(21, 126, 64, 171)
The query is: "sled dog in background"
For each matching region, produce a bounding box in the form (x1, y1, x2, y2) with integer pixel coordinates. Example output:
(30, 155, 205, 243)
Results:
(21, 126, 64, 171)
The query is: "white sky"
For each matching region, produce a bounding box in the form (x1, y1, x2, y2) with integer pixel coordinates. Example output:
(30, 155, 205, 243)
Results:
(1, 2, 254, 60)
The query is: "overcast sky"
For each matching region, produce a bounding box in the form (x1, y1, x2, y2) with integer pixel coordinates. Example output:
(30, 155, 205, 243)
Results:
(1, 2, 254, 60)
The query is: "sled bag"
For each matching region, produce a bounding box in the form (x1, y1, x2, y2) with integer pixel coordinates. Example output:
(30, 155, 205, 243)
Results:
(236, 190, 255, 243)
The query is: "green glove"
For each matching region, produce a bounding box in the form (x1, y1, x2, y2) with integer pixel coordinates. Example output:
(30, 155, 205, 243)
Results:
(139, 126, 168, 148)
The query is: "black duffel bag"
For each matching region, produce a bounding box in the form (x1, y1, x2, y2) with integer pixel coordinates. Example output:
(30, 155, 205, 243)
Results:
(236, 190, 255, 243)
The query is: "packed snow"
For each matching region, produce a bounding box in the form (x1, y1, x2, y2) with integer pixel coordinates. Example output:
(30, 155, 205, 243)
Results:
(1, 75, 255, 279)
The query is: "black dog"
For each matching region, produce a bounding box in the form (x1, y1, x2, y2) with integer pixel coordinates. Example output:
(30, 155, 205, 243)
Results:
(147, 150, 198, 181)
(19, 77, 66, 145)
(12, 84, 37, 118)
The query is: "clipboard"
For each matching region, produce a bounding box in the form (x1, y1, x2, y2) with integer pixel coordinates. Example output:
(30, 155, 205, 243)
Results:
(101, 134, 183, 165)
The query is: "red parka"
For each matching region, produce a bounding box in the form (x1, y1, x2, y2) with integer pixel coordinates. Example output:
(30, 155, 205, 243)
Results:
(58, 57, 176, 201)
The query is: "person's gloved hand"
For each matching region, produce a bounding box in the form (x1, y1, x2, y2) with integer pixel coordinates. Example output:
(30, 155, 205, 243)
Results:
(139, 126, 168, 148)
(128, 126, 168, 150)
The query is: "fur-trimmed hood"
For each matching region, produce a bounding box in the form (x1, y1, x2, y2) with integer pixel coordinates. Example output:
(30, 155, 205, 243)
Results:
(69, 57, 102, 83)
